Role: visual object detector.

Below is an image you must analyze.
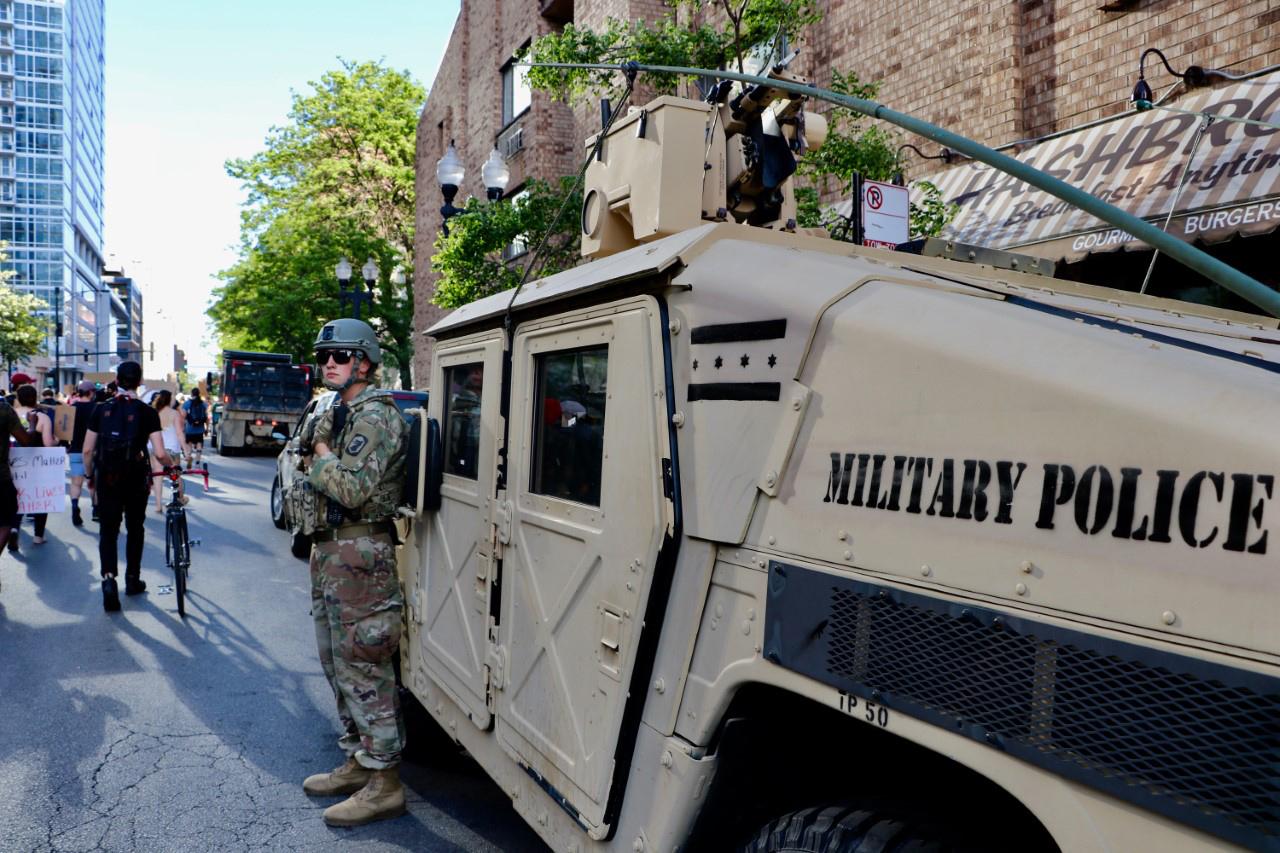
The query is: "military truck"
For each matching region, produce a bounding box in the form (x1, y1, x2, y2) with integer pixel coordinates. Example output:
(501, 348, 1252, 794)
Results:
(396, 71, 1278, 852)
(215, 350, 312, 455)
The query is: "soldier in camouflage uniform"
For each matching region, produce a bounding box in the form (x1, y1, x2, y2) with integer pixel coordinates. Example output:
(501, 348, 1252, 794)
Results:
(299, 318, 409, 827)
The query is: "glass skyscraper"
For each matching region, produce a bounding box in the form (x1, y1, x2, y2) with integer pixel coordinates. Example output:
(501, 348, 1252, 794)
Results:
(0, 0, 104, 387)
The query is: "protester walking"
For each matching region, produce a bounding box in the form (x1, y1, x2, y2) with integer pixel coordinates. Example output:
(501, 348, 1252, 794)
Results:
(9, 384, 55, 548)
(67, 380, 98, 526)
(181, 387, 208, 467)
(0, 396, 36, 593)
(150, 390, 189, 514)
(82, 361, 174, 611)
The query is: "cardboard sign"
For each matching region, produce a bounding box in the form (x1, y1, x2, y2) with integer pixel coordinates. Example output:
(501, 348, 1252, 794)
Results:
(52, 404, 75, 442)
(11, 447, 66, 514)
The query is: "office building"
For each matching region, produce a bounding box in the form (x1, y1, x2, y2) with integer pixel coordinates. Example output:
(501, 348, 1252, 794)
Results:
(0, 0, 105, 388)
(102, 266, 141, 366)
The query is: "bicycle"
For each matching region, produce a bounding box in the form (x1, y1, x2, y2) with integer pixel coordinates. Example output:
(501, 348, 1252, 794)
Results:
(151, 466, 209, 617)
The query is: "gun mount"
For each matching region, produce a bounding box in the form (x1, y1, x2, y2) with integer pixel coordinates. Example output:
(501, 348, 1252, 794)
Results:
(580, 70, 827, 259)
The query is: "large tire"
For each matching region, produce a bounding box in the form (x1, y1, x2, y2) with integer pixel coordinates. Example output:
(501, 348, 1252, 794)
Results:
(270, 475, 287, 529)
(743, 806, 948, 853)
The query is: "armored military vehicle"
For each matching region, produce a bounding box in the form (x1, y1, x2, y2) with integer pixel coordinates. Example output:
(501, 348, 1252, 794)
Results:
(397, 67, 1278, 852)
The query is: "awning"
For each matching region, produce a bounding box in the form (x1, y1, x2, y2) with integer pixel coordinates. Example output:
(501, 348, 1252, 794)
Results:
(920, 71, 1280, 263)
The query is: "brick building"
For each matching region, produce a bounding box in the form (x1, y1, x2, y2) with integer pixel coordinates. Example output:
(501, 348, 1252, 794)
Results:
(415, 1, 1280, 380)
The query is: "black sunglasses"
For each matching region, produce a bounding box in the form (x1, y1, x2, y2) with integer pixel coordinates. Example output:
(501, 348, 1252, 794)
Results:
(315, 349, 359, 365)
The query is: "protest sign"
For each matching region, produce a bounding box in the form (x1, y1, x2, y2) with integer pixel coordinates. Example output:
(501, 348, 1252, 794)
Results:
(11, 447, 66, 514)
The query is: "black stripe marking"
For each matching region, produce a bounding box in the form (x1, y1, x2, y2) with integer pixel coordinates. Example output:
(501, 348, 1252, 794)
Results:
(1006, 296, 1280, 376)
(688, 382, 781, 401)
(690, 319, 787, 344)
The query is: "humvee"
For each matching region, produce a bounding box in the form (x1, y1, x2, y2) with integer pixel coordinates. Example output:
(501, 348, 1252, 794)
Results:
(397, 75, 1279, 852)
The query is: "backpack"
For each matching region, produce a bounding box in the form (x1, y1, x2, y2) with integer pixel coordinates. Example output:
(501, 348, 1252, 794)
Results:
(94, 398, 147, 489)
(184, 398, 207, 427)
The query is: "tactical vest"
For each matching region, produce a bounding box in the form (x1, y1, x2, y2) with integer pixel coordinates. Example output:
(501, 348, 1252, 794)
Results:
(333, 390, 406, 523)
(295, 389, 406, 534)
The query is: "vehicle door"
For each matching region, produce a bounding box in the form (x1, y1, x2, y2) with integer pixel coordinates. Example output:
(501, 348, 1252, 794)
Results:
(418, 331, 505, 729)
(495, 296, 672, 831)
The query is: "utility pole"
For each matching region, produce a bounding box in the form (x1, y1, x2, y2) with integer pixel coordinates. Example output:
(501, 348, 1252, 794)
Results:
(53, 287, 61, 391)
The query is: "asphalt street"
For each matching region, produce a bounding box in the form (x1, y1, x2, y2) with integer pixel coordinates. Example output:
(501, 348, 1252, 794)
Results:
(0, 452, 545, 853)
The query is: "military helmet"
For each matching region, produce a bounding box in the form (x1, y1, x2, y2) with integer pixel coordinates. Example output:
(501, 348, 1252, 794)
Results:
(314, 318, 381, 365)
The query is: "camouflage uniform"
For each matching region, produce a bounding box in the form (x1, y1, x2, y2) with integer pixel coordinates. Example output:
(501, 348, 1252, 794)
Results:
(307, 386, 407, 770)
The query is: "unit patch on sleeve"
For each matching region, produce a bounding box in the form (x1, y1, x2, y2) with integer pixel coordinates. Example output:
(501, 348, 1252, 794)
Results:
(345, 434, 369, 456)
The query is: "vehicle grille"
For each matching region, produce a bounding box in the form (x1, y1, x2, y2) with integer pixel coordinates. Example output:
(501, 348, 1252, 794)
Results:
(763, 562, 1280, 850)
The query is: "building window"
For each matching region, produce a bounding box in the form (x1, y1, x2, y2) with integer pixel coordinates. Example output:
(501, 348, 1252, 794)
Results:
(442, 362, 484, 479)
(501, 55, 531, 127)
(530, 345, 608, 506)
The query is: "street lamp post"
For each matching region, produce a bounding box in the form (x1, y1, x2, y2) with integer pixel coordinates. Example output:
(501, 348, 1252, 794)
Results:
(435, 142, 511, 234)
(435, 141, 465, 236)
(357, 257, 378, 320)
(334, 256, 369, 320)
(482, 147, 511, 202)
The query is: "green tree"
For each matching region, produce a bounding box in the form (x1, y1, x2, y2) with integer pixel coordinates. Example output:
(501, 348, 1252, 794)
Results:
(0, 282, 47, 375)
(212, 60, 423, 386)
(431, 178, 583, 310)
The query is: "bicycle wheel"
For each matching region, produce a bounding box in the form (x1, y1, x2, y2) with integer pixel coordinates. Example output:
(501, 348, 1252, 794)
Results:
(174, 512, 189, 617)
(164, 512, 174, 568)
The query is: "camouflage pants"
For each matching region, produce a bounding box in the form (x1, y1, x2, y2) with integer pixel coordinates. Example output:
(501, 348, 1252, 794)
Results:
(310, 531, 405, 769)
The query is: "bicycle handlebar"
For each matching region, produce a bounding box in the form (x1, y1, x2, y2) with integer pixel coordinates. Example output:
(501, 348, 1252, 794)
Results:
(149, 467, 210, 490)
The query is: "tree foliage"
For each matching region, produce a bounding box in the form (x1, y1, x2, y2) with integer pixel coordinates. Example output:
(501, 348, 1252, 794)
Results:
(794, 71, 956, 239)
(431, 179, 583, 310)
(211, 60, 423, 385)
(525, 0, 822, 98)
(0, 278, 47, 371)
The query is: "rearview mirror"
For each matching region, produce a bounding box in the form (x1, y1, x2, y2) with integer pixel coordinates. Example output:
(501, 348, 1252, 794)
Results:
(271, 431, 289, 442)
(401, 409, 443, 515)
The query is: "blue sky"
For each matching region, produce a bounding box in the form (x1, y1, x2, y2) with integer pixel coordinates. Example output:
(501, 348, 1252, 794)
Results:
(103, 0, 460, 373)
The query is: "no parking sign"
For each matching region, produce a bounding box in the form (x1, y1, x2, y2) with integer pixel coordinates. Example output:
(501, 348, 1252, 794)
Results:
(861, 179, 910, 248)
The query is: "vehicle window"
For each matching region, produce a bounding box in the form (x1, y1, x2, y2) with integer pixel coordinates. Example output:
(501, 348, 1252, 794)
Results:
(443, 363, 483, 479)
(292, 400, 316, 437)
(531, 345, 608, 506)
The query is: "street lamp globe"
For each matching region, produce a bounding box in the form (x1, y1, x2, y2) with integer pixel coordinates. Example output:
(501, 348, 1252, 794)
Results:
(436, 141, 465, 194)
(334, 256, 353, 284)
(361, 257, 380, 286)
(482, 147, 511, 201)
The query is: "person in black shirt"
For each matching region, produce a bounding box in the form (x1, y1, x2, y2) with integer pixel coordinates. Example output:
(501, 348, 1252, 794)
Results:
(82, 361, 174, 611)
(67, 380, 98, 526)
(0, 398, 37, 594)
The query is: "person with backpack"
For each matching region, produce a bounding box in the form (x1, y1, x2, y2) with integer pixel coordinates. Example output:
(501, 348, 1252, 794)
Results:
(81, 361, 176, 611)
(66, 380, 99, 526)
(181, 387, 208, 467)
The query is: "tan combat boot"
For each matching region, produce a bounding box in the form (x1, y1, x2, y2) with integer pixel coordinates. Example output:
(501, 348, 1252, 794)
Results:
(322, 767, 407, 827)
(302, 756, 373, 797)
